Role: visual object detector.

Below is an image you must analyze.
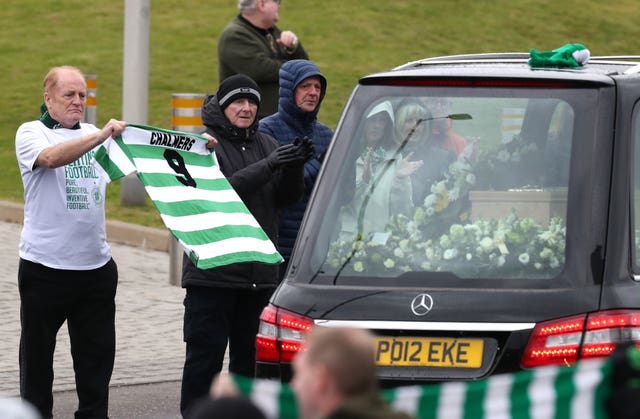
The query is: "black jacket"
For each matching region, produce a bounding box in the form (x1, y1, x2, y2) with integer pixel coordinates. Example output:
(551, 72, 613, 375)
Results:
(181, 95, 304, 289)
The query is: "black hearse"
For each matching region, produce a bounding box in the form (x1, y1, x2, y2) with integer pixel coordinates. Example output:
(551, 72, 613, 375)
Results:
(256, 53, 640, 384)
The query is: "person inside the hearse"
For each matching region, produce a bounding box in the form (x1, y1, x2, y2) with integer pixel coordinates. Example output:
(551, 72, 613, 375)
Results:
(543, 102, 573, 187)
(341, 100, 423, 238)
(422, 97, 467, 157)
(394, 99, 455, 206)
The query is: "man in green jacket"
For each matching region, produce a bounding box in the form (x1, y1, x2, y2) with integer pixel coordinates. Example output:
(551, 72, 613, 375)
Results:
(218, 0, 309, 119)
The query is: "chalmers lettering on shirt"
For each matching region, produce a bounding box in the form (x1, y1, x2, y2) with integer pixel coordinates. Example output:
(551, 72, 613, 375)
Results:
(149, 131, 196, 151)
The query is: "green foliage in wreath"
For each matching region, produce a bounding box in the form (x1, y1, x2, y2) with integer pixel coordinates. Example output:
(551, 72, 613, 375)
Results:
(325, 139, 566, 278)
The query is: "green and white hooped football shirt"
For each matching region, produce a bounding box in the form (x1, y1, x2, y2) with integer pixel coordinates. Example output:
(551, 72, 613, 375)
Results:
(92, 123, 282, 270)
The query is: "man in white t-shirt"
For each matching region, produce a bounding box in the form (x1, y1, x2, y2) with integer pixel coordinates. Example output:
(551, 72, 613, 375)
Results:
(15, 66, 126, 419)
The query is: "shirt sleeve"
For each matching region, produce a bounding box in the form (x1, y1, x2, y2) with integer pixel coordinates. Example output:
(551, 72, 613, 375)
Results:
(15, 122, 50, 174)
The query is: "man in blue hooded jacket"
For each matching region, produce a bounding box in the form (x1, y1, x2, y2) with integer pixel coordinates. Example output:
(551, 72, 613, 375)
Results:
(259, 59, 333, 279)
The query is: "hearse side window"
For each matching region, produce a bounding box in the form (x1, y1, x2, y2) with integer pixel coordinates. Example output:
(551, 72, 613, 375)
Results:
(319, 91, 573, 280)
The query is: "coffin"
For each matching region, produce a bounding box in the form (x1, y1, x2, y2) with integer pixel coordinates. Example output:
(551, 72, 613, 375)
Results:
(469, 189, 567, 226)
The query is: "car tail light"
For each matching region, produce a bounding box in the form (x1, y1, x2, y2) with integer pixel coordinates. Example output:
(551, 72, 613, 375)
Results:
(521, 310, 640, 368)
(255, 304, 314, 363)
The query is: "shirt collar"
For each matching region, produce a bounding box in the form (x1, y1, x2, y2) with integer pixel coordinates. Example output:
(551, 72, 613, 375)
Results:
(39, 104, 81, 130)
(238, 14, 273, 36)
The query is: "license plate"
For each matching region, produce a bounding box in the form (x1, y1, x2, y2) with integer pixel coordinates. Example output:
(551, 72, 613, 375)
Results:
(374, 337, 484, 368)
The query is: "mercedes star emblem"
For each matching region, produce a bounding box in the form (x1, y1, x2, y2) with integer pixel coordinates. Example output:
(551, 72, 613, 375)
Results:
(410, 293, 434, 316)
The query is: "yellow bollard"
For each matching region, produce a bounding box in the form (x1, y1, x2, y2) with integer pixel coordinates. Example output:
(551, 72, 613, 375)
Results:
(169, 93, 206, 286)
(171, 93, 206, 133)
(83, 74, 98, 125)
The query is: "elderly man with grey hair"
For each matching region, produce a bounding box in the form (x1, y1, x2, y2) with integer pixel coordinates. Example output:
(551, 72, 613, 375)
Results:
(218, 0, 309, 119)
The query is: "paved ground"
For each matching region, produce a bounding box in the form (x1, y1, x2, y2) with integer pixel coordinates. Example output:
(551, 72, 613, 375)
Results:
(0, 216, 200, 398)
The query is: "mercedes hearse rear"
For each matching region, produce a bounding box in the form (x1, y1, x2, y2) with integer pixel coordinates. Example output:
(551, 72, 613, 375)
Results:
(256, 53, 640, 384)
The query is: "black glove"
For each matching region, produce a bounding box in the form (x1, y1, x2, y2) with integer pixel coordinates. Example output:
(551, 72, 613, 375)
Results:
(292, 137, 315, 161)
(266, 143, 305, 171)
(297, 137, 315, 162)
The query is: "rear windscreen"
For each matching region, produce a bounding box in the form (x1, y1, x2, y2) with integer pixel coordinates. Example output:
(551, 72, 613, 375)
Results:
(304, 85, 598, 282)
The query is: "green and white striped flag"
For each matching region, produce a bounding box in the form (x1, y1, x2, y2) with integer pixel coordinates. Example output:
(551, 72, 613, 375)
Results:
(231, 357, 611, 419)
(92, 123, 283, 269)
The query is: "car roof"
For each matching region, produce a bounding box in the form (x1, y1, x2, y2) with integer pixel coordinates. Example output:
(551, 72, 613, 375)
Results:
(360, 53, 640, 86)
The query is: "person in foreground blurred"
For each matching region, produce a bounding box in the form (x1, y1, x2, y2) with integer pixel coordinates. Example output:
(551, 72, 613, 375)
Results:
(187, 395, 266, 419)
(291, 327, 413, 419)
(186, 373, 267, 419)
(180, 73, 312, 416)
(605, 341, 640, 419)
(15, 65, 126, 419)
(0, 397, 40, 419)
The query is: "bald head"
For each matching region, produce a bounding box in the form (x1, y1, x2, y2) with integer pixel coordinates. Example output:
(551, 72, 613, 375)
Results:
(42, 66, 87, 128)
(43, 66, 84, 95)
(304, 327, 378, 396)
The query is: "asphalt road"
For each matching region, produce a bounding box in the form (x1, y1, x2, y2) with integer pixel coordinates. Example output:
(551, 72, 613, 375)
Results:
(53, 381, 182, 418)
(0, 214, 228, 419)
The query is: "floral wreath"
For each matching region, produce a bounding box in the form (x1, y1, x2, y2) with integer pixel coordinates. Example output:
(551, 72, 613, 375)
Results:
(325, 136, 566, 278)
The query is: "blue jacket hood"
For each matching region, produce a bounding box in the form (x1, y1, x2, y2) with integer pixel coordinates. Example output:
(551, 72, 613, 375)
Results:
(259, 60, 334, 260)
(278, 59, 327, 124)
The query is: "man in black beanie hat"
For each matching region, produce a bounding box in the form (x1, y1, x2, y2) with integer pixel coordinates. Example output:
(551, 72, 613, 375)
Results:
(179, 73, 314, 417)
(216, 73, 263, 113)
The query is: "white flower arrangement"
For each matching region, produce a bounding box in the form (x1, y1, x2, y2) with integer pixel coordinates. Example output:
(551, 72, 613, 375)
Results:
(324, 137, 567, 279)
(325, 210, 566, 278)
(473, 133, 546, 190)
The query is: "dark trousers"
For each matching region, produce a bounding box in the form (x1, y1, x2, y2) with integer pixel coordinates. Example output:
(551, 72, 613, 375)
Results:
(18, 258, 118, 419)
(180, 286, 272, 416)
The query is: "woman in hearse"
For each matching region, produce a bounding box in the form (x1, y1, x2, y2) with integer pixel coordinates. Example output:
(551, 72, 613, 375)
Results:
(394, 99, 455, 206)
